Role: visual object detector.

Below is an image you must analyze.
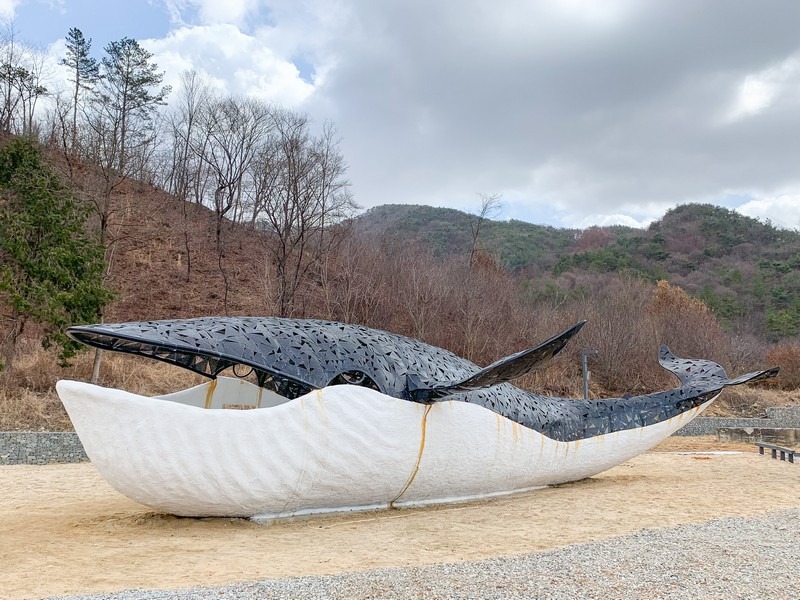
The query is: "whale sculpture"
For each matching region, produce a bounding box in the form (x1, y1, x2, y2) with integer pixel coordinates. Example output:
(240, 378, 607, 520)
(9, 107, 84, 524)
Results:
(56, 317, 778, 520)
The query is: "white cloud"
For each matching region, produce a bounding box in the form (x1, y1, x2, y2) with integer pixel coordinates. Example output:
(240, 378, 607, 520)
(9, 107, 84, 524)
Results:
(283, 0, 800, 229)
(572, 214, 654, 229)
(733, 77, 775, 118)
(162, 0, 260, 28)
(195, 0, 259, 27)
(737, 192, 800, 230)
(0, 0, 17, 21)
(143, 24, 314, 106)
(725, 51, 800, 122)
(550, 0, 636, 28)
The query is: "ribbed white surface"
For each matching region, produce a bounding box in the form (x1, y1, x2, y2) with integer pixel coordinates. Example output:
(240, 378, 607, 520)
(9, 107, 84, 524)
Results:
(397, 397, 714, 505)
(56, 380, 714, 518)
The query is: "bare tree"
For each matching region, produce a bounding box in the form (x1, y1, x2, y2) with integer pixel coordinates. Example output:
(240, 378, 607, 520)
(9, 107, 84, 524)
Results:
(77, 35, 171, 259)
(459, 193, 503, 358)
(251, 112, 356, 316)
(162, 72, 211, 201)
(0, 25, 25, 134)
(395, 244, 448, 341)
(79, 36, 170, 249)
(160, 71, 213, 280)
(315, 236, 388, 325)
(94, 37, 169, 174)
(0, 26, 49, 135)
(192, 95, 272, 311)
(194, 96, 270, 239)
(18, 51, 48, 136)
(469, 193, 502, 268)
(578, 275, 659, 392)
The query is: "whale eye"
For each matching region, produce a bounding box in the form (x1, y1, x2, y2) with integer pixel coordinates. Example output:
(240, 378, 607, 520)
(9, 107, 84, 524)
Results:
(329, 370, 381, 391)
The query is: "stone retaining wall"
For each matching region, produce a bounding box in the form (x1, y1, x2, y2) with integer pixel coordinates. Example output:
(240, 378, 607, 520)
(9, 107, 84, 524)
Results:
(0, 432, 87, 465)
(675, 417, 783, 436)
(674, 405, 800, 436)
(764, 406, 800, 425)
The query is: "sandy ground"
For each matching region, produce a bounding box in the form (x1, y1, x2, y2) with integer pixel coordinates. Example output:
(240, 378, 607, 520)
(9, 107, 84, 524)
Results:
(1, 437, 798, 600)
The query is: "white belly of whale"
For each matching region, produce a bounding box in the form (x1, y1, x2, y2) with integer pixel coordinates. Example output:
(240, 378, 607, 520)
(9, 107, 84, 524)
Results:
(55, 378, 713, 520)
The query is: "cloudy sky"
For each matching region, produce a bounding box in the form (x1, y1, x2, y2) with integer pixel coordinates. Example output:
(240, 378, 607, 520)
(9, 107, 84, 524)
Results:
(7, 0, 800, 229)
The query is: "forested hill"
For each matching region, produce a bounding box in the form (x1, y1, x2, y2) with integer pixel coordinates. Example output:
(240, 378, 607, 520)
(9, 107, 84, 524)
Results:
(355, 203, 800, 339)
(355, 204, 581, 272)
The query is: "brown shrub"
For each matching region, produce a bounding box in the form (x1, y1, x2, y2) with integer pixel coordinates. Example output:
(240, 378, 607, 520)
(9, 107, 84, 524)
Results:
(575, 226, 613, 252)
(649, 280, 729, 363)
(575, 275, 662, 394)
(765, 344, 800, 390)
(707, 388, 767, 418)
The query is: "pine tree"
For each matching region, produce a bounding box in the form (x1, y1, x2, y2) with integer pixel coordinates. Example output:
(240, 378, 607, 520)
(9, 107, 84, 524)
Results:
(0, 137, 112, 376)
(59, 27, 99, 150)
(94, 37, 170, 172)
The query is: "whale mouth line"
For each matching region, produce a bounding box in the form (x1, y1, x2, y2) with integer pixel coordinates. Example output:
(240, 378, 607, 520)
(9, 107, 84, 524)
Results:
(66, 328, 316, 399)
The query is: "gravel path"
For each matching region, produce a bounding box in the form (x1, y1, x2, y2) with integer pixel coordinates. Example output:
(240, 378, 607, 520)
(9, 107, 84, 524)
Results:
(48, 508, 799, 600)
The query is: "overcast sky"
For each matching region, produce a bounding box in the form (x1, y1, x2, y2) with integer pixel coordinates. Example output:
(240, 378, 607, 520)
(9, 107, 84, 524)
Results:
(7, 0, 800, 230)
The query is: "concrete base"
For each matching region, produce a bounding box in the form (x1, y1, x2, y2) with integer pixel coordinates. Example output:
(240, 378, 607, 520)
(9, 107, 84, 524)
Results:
(717, 427, 799, 446)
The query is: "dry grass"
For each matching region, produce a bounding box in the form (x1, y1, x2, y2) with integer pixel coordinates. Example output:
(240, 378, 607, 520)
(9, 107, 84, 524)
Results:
(66, 350, 206, 398)
(705, 386, 799, 417)
(1, 339, 206, 431)
(0, 387, 73, 431)
(518, 360, 584, 398)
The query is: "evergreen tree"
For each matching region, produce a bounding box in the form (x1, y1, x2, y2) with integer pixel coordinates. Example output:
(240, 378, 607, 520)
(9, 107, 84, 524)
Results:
(94, 37, 170, 172)
(0, 137, 112, 375)
(59, 27, 99, 150)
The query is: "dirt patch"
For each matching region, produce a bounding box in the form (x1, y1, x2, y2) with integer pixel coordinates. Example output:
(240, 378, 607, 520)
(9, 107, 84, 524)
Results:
(1, 443, 798, 600)
(651, 435, 757, 452)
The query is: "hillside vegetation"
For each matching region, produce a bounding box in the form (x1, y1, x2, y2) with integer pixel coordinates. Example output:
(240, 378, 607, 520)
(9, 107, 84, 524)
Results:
(356, 203, 800, 341)
(356, 204, 578, 272)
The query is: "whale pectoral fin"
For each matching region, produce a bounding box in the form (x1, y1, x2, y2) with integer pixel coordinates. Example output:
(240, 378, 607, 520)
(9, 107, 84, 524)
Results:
(409, 321, 586, 402)
(658, 345, 780, 388)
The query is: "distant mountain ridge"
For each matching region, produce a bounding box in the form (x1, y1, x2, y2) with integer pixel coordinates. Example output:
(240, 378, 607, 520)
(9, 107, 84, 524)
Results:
(355, 204, 583, 272)
(354, 203, 800, 339)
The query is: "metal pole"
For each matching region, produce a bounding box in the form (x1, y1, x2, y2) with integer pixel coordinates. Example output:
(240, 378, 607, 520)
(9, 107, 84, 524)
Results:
(582, 352, 589, 400)
(581, 348, 598, 400)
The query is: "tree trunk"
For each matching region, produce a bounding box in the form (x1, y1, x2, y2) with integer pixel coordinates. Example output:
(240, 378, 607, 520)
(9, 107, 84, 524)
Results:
(0, 316, 24, 384)
(90, 348, 103, 384)
(90, 314, 105, 384)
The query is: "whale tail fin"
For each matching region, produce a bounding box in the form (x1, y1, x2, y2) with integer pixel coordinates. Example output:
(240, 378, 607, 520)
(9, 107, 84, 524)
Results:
(658, 345, 779, 388)
(409, 320, 586, 401)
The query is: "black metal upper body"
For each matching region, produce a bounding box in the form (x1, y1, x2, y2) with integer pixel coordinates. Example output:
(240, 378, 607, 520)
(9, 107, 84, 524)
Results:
(66, 317, 779, 443)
